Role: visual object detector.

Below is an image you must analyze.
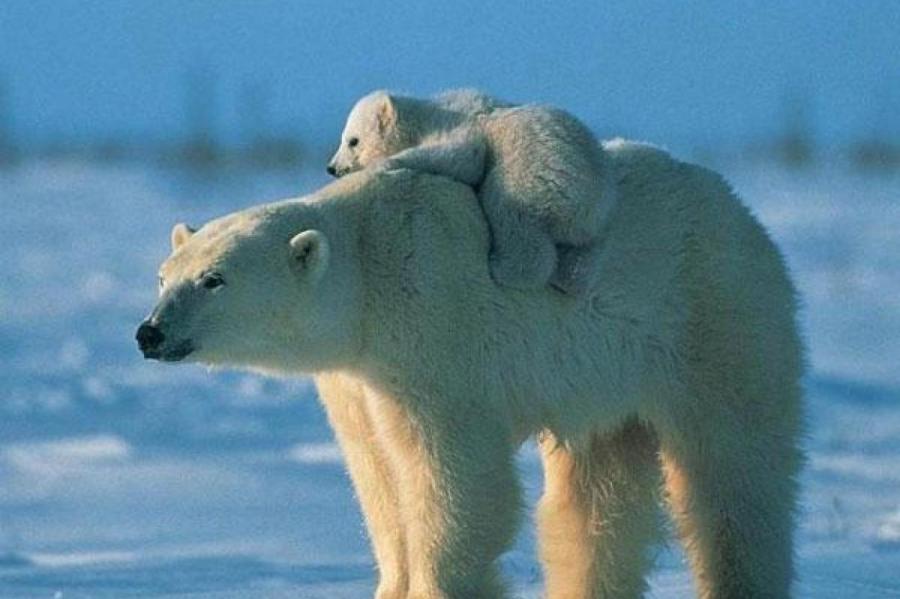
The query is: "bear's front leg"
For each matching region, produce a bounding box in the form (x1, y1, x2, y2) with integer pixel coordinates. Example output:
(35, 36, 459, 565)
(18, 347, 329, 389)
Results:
(538, 424, 663, 599)
(366, 386, 520, 599)
(316, 374, 409, 599)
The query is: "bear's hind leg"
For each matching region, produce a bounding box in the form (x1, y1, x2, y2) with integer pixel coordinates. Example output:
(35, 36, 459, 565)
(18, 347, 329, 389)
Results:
(537, 422, 663, 599)
(660, 419, 800, 599)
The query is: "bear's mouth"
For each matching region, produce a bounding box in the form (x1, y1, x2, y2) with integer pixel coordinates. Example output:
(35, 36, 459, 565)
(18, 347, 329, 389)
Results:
(143, 340, 196, 362)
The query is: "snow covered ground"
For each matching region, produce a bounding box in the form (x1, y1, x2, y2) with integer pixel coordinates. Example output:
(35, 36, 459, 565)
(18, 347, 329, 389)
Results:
(1, 159, 899, 597)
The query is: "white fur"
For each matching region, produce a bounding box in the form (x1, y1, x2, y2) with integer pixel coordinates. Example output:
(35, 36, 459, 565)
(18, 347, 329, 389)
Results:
(328, 90, 614, 295)
(146, 143, 804, 599)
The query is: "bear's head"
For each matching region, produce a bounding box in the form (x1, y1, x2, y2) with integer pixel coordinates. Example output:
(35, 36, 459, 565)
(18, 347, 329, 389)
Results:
(136, 200, 361, 375)
(328, 90, 415, 178)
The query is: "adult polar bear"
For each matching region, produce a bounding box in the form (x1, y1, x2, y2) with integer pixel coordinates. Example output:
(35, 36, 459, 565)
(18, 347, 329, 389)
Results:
(137, 141, 804, 599)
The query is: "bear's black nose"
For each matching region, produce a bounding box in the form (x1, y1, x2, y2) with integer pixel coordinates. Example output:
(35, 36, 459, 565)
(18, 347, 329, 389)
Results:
(326, 164, 338, 177)
(136, 321, 165, 354)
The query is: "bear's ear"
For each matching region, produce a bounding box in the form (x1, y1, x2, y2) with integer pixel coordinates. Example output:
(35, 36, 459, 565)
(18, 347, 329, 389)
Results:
(289, 230, 330, 280)
(376, 94, 397, 133)
(171, 223, 196, 252)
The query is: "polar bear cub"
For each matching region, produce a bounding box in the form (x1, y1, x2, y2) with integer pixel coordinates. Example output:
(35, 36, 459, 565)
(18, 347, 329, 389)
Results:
(327, 90, 614, 294)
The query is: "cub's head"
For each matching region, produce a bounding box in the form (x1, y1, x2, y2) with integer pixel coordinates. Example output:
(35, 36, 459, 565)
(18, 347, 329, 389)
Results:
(328, 91, 413, 178)
(136, 203, 359, 374)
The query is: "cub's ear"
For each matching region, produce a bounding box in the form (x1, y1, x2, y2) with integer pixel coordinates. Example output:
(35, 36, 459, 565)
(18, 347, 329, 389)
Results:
(171, 223, 196, 252)
(377, 93, 397, 133)
(289, 230, 330, 279)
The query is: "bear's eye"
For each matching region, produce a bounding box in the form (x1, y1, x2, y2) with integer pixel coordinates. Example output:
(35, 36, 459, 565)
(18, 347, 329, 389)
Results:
(201, 272, 225, 290)
(348, 137, 359, 148)
(158, 275, 165, 289)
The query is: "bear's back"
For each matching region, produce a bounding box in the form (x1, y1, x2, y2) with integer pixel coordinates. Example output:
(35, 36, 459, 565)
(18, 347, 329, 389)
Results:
(599, 139, 802, 390)
(331, 164, 800, 437)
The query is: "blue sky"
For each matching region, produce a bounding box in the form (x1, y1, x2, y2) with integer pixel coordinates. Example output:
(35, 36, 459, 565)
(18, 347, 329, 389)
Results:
(0, 0, 897, 150)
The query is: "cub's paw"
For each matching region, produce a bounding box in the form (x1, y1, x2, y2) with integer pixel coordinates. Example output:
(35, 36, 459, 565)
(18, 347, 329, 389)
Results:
(371, 161, 417, 182)
(372, 157, 402, 173)
(489, 250, 554, 291)
(549, 269, 591, 296)
(549, 244, 598, 296)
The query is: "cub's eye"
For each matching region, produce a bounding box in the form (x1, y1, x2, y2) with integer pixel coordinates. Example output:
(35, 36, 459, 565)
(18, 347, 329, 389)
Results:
(201, 272, 225, 290)
(158, 276, 165, 289)
(348, 137, 359, 148)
